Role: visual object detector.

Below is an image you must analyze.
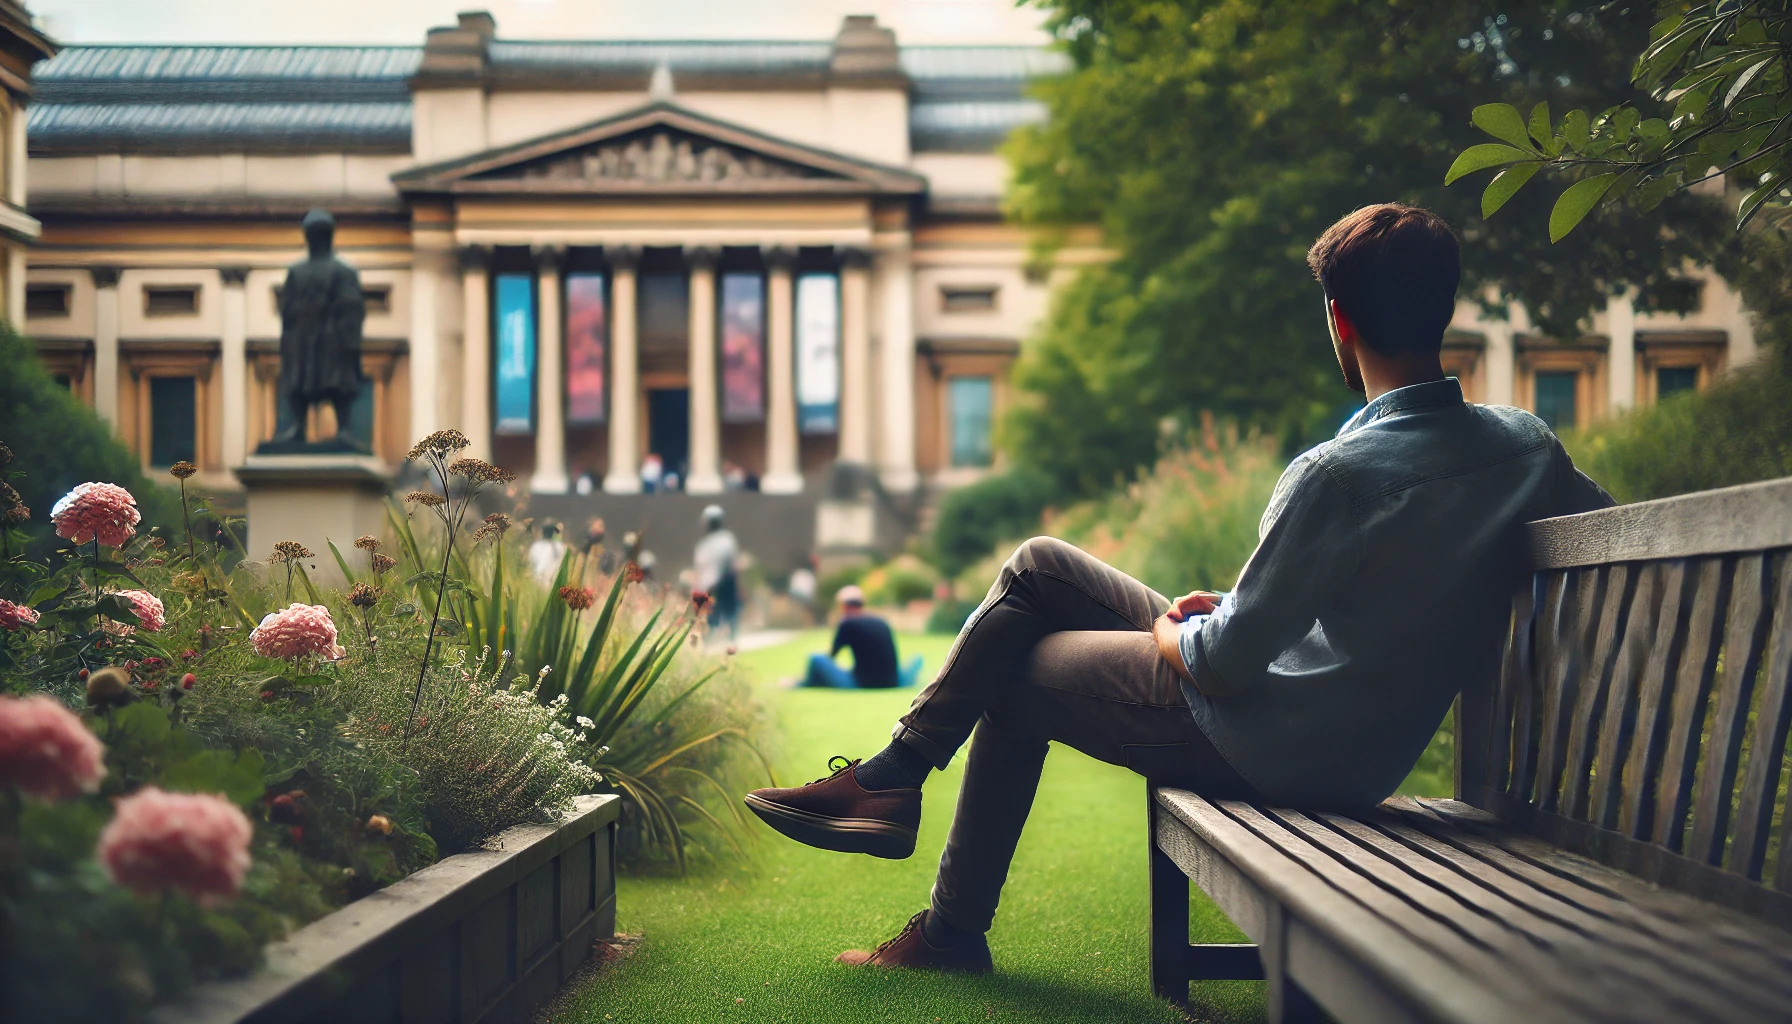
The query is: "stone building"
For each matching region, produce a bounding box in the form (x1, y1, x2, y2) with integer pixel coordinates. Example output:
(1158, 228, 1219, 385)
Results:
(0, 0, 52, 325)
(14, 9, 1764, 566)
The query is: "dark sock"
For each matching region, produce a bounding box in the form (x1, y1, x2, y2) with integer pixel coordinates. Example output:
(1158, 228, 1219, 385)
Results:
(853, 740, 932, 791)
(922, 909, 980, 948)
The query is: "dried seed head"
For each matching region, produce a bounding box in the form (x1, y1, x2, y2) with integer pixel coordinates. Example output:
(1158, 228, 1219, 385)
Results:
(169, 461, 198, 480)
(353, 535, 380, 551)
(557, 585, 596, 611)
(447, 458, 516, 484)
(404, 490, 446, 508)
(270, 540, 314, 563)
(349, 583, 379, 609)
(406, 429, 470, 461)
(370, 552, 397, 574)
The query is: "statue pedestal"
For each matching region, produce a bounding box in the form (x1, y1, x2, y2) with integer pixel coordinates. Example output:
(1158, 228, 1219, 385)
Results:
(235, 453, 392, 584)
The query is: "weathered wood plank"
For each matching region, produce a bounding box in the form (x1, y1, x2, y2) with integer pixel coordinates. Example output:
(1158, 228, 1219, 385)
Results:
(1731, 554, 1792, 881)
(1652, 557, 1732, 851)
(1537, 568, 1606, 813)
(1149, 796, 1193, 1003)
(1562, 564, 1636, 821)
(1483, 588, 1535, 797)
(1155, 790, 1573, 1024)
(1528, 476, 1792, 569)
(1508, 573, 1562, 804)
(1618, 560, 1690, 839)
(1264, 808, 1751, 1022)
(1591, 564, 1660, 830)
(1688, 552, 1774, 866)
(1402, 798, 1792, 958)
(1339, 810, 1792, 1016)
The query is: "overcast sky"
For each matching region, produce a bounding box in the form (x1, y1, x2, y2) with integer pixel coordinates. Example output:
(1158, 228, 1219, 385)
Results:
(30, 0, 1052, 46)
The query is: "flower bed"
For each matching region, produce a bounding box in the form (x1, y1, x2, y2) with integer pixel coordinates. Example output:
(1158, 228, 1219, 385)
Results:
(0, 434, 770, 1020)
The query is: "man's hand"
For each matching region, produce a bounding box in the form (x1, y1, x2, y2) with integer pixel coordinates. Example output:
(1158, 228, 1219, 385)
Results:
(1153, 613, 1195, 683)
(1164, 591, 1222, 622)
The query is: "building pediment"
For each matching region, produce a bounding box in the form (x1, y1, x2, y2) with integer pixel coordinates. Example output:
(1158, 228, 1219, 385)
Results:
(393, 102, 925, 197)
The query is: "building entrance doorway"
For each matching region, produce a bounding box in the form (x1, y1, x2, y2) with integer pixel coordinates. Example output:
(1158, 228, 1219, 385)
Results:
(647, 388, 690, 486)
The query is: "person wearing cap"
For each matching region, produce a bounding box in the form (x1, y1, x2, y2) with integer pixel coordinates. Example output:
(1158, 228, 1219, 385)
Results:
(799, 585, 924, 689)
(693, 504, 741, 641)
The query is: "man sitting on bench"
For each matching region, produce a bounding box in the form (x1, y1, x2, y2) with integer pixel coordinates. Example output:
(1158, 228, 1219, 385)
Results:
(744, 204, 1614, 972)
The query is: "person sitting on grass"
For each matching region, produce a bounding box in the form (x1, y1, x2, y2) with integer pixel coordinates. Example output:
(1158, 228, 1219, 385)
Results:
(744, 203, 1613, 973)
(796, 585, 925, 689)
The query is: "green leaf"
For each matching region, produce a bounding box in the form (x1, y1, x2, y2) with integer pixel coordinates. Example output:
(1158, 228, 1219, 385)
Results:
(1635, 173, 1683, 212)
(1561, 109, 1592, 152)
(161, 747, 265, 806)
(1724, 55, 1775, 109)
(1482, 162, 1542, 218)
(1445, 144, 1534, 185)
(1527, 101, 1554, 152)
(1470, 103, 1539, 152)
(1549, 173, 1620, 242)
(1737, 174, 1784, 230)
(112, 700, 172, 744)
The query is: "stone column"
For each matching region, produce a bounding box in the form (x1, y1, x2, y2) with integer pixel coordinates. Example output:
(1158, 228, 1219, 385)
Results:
(407, 246, 442, 441)
(1607, 291, 1636, 413)
(92, 266, 121, 429)
(837, 247, 873, 466)
(531, 245, 569, 493)
(220, 266, 249, 468)
(684, 247, 723, 494)
(761, 247, 802, 494)
(459, 246, 491, 460)
(875, 242, 917, 492)
(603, 245, 642, 494)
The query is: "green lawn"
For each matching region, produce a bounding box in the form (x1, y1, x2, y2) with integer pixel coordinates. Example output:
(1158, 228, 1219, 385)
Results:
(545, 630, 1271, 1024)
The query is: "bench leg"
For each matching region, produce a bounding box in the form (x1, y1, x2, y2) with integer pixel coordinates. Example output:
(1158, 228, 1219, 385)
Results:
(1263, 905, 1325, 1024)
(1148, 818, 1191, 1004)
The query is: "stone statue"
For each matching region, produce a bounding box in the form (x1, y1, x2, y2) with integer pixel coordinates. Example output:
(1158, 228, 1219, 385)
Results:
(267, 208, 365, 450)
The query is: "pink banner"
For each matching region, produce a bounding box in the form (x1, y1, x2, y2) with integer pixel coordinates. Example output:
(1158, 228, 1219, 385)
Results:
(721, 272, 764, 422)
(566, 273, 606, 424)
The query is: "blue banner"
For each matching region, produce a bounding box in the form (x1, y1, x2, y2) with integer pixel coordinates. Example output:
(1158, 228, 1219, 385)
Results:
(795, 273, 838, 435)
(494, 273, 535, 435)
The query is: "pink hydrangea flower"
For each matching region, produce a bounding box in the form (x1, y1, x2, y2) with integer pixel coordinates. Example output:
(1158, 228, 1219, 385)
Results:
(0, 598, 39, 631)
(0, 694, 107, 800)
(97, 787, 253, 902)
(51, 482, 140, 548)
(250, 603, 346, 661)
(112, 590, 165, 633)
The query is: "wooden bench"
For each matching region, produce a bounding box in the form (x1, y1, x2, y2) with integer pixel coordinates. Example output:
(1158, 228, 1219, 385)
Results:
(1147, 477, 1792, 1023)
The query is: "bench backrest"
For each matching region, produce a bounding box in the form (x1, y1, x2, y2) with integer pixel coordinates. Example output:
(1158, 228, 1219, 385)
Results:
(1456, 477, 1792, 925)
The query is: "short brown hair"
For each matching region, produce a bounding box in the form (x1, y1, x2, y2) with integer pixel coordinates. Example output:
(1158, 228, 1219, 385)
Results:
(1306, 204, 1460, 356)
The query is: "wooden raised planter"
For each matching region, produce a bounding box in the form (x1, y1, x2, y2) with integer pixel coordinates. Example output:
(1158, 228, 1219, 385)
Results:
(153, 794, 621, 1024)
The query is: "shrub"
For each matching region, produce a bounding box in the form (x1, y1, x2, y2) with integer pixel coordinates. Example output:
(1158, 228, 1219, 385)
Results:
(930, 466, 1057, 577)
(1563, 349, 1792, 503)
(860, 554, 938, 607)
(0, 325, 177, 540)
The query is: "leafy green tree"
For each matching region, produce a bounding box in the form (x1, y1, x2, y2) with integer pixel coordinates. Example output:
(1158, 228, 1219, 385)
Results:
(0, 324, 175, 540)
(1451, 2, 1792, 238)
(1006, 0, 1730, 497)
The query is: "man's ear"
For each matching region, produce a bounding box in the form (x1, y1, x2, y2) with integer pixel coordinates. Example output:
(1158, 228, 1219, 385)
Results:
(1328, 298, 1358, 346)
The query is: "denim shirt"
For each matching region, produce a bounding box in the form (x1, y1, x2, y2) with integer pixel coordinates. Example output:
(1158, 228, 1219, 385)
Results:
(1178, 378, 1612, 808)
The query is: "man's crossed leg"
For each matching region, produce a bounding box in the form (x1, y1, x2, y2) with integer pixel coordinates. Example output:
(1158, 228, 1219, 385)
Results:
(744, 537, 1256, 971)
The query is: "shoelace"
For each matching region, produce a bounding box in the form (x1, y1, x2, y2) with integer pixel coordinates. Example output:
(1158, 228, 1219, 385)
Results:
(808, 755, 858, 786)
(870, 911, 928, 959)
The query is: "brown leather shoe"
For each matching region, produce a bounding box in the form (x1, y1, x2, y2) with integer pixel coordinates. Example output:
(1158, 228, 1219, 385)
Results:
(836, 911, 993, 973)
(744, 756, 920, 859)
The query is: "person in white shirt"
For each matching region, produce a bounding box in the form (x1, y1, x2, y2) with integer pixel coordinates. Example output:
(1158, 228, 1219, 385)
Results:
(693, 504, 741, 641)
(527, 521, 566, 584)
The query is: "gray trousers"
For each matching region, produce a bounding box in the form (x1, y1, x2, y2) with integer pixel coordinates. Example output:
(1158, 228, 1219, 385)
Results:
(894, 537, 1258, 933)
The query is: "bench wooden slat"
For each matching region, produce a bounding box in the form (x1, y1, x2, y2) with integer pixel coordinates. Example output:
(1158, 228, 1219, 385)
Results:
(1536, 568, 1602, 812)
(1732, 554, 1792, 881)
(1155, 790, 1572, 1024)
(1688, 552, 1774, 866)
(1651, 556, 1731, 850)
(1486, 588, 1534, 795)
(1527, 477, 1792, 568)
(1401, 798, 1792, 973)
(1562, 564, 1637, 820)
(1591, 564, 1660, 830)
(1262, 808, 1743, 1022)
(1338, 809, 1792, 1016)
(1507, 574, 1559, 802)
(1618, 560, 1690, 839)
